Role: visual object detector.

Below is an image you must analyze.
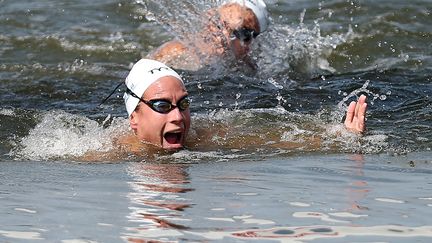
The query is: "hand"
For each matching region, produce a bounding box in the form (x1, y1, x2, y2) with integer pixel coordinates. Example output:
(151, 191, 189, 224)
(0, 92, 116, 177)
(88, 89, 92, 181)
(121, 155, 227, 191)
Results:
(344, 95, 367, 134)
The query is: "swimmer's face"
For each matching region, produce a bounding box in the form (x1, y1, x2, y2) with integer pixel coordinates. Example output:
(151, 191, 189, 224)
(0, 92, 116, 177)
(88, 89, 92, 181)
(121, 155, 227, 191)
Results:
(129, 76, 191, 150)
(218, 3, 260, 58)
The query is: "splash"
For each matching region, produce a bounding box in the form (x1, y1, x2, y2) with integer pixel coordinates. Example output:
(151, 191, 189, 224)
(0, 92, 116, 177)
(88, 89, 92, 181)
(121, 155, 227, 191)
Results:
(137, 1, 352, 78)
(7, 107, 388, 162)
(11, 110, 128, 161)
(137, 0, 220, 36)
(255, 11, 353, 79)
(189, 107, 387, 156)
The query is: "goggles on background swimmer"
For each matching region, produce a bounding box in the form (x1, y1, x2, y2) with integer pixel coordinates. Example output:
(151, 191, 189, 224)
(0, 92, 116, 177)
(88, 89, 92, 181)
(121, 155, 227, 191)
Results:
(231, 28, 259, 43)
(126, 88, 190, 114)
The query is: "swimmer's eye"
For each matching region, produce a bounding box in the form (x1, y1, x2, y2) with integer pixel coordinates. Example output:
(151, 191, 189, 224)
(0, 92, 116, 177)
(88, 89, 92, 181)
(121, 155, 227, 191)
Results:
(146, 96, 190, 114)
(232, 28, 259, 43)
(126, 87, 190, 114)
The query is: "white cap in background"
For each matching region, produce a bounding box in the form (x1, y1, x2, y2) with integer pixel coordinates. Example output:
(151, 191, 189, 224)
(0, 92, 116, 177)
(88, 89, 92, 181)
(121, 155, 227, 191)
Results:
(226, 0, 269, 33)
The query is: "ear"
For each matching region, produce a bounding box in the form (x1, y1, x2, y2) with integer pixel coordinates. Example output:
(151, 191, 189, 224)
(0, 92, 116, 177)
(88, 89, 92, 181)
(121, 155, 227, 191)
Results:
(129, 111, 139, 133)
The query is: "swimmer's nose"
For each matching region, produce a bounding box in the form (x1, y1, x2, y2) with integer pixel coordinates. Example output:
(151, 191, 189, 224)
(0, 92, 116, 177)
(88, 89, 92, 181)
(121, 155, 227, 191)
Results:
(168, 106, 184, 124)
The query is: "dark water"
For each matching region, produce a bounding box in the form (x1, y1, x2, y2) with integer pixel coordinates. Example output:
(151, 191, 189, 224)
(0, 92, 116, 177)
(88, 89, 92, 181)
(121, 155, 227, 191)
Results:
(0, 0, 431, 241)
(0, 0, 431, 160)
(1, 0, 431, 161)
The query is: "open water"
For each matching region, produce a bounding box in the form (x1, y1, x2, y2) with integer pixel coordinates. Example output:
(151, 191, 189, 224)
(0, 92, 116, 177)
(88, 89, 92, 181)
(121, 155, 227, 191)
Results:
(0, 0, 431, 242)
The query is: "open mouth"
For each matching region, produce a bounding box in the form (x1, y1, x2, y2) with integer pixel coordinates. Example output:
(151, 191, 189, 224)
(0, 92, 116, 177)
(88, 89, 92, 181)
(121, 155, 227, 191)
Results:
(164, 132, 182, 145)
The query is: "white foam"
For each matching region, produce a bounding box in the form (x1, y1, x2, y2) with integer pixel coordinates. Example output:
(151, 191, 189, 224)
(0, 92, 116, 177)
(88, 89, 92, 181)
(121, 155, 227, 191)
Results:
(13, 111, 128, 160)
(0, 108, 15, 116)
(256, 19, 352, 79)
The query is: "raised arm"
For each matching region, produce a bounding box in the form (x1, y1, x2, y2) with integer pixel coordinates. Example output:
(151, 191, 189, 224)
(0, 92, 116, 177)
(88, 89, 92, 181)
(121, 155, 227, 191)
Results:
(344, 94, 367, 134)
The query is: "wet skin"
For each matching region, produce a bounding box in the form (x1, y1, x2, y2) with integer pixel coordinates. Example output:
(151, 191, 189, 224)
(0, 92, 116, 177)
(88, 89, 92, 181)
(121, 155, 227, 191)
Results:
(344, 94, 367, 134)
(129, 76, 191, 150)
(147, 3, 260, 68)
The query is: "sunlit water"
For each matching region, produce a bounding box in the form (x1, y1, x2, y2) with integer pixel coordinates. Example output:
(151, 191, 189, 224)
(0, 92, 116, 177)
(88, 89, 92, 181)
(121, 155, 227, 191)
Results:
(0, 0, 431, 241)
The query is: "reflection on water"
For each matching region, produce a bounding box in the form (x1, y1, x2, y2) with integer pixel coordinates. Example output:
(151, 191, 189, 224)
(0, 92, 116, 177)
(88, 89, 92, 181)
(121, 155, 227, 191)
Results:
(119, 153, 432, 242)
(345, 154, 370, 211)
(125, 163, 193, 241)
(0, 154, 431, 242)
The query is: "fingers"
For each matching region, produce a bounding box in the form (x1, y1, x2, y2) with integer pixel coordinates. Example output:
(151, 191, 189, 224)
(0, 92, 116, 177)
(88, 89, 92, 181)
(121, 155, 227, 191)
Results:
(354, 94, 366, 116)
(357, 102, 367, 133)
(344, 95, 368, 134)
(358, 102, 367, 120)
(344, 101, 356, 125)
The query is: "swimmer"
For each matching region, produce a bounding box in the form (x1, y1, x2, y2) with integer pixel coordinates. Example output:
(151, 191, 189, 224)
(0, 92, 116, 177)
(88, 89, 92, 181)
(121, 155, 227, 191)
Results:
(123, 59, 191, 151)
(119, 59, 367, 152)
(147, 0, 269, 70)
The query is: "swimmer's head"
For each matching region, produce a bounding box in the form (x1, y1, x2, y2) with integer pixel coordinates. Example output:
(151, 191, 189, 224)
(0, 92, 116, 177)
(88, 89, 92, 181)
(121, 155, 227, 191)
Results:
(216, 0, 269, 58)
(124, 59, 184, 116)
(223, 0, 269, 33)
(124, 59, 190, 150)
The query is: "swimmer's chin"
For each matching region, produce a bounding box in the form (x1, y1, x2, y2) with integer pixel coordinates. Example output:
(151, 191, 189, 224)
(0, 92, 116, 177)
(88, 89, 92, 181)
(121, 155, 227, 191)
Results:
(141, 140, 185, 152)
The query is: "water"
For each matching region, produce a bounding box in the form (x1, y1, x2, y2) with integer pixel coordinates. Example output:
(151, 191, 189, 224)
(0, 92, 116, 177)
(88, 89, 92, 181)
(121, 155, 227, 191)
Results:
(0, 0, 431, 241)
(1, 153, 432, 242)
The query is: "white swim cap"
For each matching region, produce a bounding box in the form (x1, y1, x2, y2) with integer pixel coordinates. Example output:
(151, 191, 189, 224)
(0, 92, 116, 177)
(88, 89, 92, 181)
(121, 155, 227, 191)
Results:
(123, 59, 183, 116)
(226, 0, 269, 33)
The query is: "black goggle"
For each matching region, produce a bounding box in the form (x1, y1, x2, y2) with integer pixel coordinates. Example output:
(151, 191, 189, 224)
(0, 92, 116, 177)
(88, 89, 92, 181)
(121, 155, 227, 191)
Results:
(126, 88, 190, 114)
(232, 28, 259, 43)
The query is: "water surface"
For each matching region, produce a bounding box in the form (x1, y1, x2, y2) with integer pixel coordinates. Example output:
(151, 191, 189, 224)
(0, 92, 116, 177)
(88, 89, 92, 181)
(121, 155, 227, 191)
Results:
(0, 0, 431, 241)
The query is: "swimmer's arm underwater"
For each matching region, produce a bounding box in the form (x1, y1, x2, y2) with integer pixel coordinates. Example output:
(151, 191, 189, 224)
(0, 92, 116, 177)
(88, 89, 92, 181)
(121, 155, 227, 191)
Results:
(344, 94, 367, 134)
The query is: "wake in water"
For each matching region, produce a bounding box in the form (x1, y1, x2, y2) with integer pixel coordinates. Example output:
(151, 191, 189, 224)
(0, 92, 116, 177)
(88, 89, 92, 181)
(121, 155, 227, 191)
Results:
(137, 0, 352, 78)
(3, 1, 394, 162)
(6, 1, 426, 162)
(6, 98, 387, 162)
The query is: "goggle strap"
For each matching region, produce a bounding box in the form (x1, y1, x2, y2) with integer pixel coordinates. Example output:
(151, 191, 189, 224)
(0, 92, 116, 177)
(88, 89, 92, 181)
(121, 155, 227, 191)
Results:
(98, 81, 125, 107)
